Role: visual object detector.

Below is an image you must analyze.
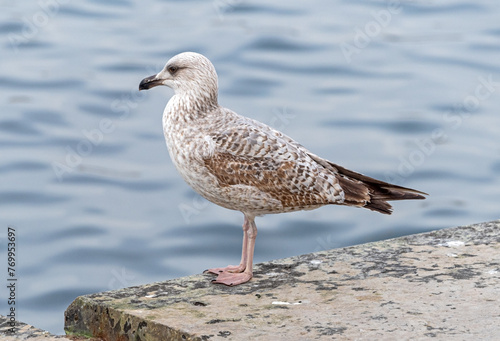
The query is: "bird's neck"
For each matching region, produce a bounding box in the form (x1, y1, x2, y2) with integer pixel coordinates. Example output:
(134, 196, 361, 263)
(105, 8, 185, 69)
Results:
(166, 90, 219, 122)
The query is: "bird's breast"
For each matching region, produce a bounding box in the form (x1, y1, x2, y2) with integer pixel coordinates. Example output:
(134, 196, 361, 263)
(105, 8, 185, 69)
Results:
(161, 106, 222, 197)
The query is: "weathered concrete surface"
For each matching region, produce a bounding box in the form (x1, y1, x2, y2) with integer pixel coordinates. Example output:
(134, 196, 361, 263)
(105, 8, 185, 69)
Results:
(0, 315, 74, 341)
(65, 220, 500, 340)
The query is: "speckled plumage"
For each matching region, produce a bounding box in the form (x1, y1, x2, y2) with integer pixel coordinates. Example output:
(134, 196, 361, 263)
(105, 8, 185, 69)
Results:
(139, 52, 427, 286)
(164, 106, 347, 216)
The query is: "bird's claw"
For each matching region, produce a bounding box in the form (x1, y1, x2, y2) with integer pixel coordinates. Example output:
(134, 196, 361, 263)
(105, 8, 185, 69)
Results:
(211, 271, 253, 286)
(205, 264, 246, 275)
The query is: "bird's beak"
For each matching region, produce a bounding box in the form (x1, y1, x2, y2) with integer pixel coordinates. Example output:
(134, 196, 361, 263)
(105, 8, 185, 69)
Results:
(139, 74, 164, 91)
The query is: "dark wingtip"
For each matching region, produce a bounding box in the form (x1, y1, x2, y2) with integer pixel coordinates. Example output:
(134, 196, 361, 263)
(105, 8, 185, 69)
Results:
(382, 187, 428, 200)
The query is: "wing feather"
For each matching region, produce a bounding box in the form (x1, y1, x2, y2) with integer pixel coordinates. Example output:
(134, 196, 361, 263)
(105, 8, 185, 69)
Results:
(203, 122, 344, 210)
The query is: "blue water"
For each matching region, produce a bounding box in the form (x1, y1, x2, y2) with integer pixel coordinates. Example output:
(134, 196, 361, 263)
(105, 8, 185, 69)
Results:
(1, 0, 499, 334)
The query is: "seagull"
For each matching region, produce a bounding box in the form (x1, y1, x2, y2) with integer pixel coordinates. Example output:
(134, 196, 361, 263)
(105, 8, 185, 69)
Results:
(139, 52, 427, 286)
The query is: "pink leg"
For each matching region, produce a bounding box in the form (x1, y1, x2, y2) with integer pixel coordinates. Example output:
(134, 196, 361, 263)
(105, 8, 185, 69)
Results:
(207, 214, 257, 286)
(206, 216, 249, 274)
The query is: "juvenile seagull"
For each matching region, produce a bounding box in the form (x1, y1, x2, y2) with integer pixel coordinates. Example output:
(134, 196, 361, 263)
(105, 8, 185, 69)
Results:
(139, 52, 427, 286)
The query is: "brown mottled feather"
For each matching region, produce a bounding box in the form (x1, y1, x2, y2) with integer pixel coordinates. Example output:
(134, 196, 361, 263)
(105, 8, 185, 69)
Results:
(203, 123, 345, 212)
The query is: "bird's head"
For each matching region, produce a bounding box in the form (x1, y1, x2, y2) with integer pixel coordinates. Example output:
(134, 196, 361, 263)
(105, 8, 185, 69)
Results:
(139, 52, 219, 105)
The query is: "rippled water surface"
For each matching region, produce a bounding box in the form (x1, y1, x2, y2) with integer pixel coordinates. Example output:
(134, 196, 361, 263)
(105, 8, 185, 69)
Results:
(1, 0, 499, 334)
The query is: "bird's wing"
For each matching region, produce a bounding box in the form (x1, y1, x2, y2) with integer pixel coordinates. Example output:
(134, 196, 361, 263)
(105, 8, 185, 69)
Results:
(202, 117, 345, 209)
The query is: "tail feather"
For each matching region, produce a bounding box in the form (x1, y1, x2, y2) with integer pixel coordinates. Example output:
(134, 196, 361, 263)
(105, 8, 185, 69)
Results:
(332, 162, 427, 214)
(306, 152, 427, 214)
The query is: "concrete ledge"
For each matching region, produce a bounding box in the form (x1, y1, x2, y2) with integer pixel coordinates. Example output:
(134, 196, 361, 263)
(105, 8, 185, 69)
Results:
(0, 315, 73, 340)
(64, 220, 500, 340)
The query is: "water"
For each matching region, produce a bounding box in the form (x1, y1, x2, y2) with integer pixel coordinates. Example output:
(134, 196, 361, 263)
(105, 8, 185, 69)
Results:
(1, 0, 499, 334)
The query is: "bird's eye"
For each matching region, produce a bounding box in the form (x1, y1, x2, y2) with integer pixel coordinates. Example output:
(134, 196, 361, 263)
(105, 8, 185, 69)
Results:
(168, 65, 178, 74)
